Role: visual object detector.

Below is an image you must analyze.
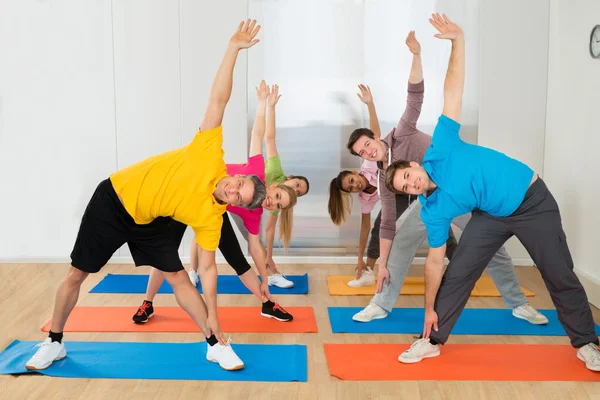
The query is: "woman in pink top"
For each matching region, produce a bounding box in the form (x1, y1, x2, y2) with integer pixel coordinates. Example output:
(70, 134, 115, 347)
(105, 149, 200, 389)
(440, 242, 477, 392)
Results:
(328, 85, 415, 288)
(133, 81, 298, 324)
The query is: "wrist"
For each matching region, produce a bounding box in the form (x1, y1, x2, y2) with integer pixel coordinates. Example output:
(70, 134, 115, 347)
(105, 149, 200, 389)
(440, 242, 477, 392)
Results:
(227, 43, 241, 52)
(452, 35, 465, 44)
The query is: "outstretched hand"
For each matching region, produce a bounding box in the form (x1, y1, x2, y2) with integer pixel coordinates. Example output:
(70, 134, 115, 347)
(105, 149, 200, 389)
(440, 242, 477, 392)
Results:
(356, 84, 373, 104)
(256, 80, 269, 102)
(267, 84, 281, 107)
(230, 19, 261, 49)
(405, 30, 421, 55)
(429, 13, 463, 40)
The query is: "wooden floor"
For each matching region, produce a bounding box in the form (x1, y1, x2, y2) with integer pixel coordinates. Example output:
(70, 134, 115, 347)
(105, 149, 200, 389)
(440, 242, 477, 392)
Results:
(0, 263, 599, 400)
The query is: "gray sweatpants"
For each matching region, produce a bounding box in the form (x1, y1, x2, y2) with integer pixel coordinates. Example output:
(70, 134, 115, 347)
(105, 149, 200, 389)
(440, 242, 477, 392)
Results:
(429, 179, 598, 348)
(372, 197, 528, 312)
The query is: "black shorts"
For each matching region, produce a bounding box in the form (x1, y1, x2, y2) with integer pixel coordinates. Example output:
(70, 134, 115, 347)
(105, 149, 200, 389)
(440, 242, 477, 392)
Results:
(70, 179, 187, 273)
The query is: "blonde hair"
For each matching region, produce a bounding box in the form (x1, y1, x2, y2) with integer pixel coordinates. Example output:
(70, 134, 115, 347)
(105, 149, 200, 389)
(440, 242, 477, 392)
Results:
(276, 184, 297, 249)
(328, 171, 354, 225)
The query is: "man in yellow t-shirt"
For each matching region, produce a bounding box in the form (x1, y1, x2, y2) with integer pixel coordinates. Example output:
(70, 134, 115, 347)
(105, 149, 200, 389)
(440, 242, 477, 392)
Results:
(26, 19, 263, 373)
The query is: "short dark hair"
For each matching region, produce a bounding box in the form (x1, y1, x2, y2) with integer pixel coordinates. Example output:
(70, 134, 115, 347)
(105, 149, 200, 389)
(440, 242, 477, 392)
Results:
(384, 160, 412, 194)
(246, 175, 266, 209)
(347, 128, 375, 156)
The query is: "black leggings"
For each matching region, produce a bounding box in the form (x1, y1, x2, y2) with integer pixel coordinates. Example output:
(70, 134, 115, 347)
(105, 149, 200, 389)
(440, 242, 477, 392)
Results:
(219, 212, 252, 276)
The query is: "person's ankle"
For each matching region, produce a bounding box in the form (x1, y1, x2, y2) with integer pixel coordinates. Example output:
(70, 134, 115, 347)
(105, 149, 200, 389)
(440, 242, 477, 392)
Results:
(48, 330, 63, 343)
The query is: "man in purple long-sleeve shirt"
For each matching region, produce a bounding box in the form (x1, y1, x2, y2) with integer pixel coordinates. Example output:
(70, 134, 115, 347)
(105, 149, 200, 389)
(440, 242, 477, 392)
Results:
(345, 30, 546, 328)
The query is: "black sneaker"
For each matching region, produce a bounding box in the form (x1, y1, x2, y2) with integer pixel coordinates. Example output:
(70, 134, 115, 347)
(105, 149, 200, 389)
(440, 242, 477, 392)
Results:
(132, 300, 154, 324)
(261, 302, 293, 322)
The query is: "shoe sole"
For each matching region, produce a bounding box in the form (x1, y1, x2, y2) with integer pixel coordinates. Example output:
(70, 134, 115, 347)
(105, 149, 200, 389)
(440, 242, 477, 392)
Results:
(577, 352, 600, 371)
(398, 349, 441, 364)
(207, 358, 245, 371)
(512, 312, 549, 325)
(260, 312, 293, 322)
(133, 312, 154, 324)
(25, 354, 67, 371)
(347, 282, 376, 288)
(352, 313, 388, 323)
(268, 283, 294, 288)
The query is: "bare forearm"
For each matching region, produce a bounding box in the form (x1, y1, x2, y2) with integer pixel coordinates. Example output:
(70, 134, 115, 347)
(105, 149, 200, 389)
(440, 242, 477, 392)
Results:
(442, 37, 465, 122)
(424, 258, 445, 311)
(409, 54, 423, 84)
(249, 237, 268, 281)
(250, 100, 267, 156)
(266, 215, 277, 258)
(367, 103, 381, 138)
(209, 45, 240, 105)
(198, 263, 219, 317)
(265, 105, 277, 157)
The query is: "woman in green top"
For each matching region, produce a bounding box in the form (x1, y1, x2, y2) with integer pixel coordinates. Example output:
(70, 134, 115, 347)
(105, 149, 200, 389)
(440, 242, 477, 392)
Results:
(264, 84, 310, 288)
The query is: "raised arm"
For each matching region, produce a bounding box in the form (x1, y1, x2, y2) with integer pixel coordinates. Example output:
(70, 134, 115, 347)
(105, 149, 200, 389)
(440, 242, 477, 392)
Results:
(200, 19, 261, 132)
(357, 84, 381, 138)
(394, 31, 424, 139)
(249, 80, 269, 157)
(265, 84, 281, 158)
(430, 13, 464, 123)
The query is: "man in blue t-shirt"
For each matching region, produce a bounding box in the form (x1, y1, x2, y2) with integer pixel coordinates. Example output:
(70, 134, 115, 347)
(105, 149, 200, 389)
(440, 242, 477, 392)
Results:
(384, 13, 599, 371)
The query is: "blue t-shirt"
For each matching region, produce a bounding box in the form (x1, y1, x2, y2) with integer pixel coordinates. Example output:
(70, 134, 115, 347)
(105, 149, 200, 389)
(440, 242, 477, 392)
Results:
(419, 115, 534, 248)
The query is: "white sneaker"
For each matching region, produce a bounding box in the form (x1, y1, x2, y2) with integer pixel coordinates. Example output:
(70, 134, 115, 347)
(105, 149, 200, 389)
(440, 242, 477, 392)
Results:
(206, 339, 244, 371)
(577, 343, 600, 372)
(352, 302, 388, 322)
(268, 274, 294, 289)
(348, 268, 376, 288)
(25, 338, 67, 370)
(512, 303, 548, 325)
(398, 338, 441, 364)
(188, 269, 199, 286)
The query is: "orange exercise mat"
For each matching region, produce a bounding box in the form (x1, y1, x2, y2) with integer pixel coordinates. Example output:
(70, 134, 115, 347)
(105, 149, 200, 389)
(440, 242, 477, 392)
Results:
(324, 343, 600, 381)
(327, 275, 535, 297)
(41, 306, 317, 333)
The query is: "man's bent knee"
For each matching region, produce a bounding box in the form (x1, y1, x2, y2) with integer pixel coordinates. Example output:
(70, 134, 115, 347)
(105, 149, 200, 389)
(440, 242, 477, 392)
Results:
(67, 267, 89, 285)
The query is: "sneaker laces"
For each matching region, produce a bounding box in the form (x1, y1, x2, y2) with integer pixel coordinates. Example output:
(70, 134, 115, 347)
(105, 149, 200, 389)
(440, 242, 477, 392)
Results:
(585, 344, 600, 363)
(405, 338, 430, 355)
(33, 341, 52, 350)
(30, 340, 55, 361)
(273, 303, 289, 314)
(522, 303, 540, 315)
(136, 302, 151, 316)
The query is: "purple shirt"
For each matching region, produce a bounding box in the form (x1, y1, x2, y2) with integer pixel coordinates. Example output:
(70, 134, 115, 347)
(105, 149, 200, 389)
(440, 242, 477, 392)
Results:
(377, 80, 432, 241)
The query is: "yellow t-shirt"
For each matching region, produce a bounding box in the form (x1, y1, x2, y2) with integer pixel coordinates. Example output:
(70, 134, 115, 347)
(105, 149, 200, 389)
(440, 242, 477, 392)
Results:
(110, 126, 228, 251)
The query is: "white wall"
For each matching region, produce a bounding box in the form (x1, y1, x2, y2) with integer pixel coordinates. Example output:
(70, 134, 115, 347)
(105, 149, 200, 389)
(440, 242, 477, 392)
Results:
(0, 1, 117, 259)
(544, 0, 600, 306)
(478, 0, 550, 265)
(0, 0, 249, 261)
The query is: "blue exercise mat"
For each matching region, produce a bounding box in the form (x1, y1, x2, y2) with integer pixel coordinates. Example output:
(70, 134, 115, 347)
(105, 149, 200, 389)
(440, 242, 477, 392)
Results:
(90, 273, 309, 294)
(328, 307, 600, 336)
(0, 340, 307, 382)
